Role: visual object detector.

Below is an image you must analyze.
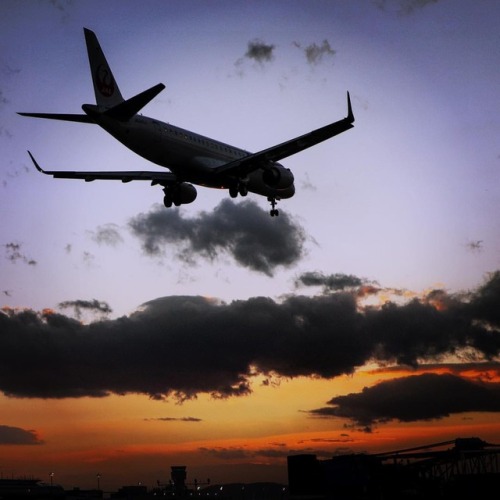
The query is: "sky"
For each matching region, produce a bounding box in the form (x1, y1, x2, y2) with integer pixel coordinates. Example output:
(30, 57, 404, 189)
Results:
(1, 0, 500, 491)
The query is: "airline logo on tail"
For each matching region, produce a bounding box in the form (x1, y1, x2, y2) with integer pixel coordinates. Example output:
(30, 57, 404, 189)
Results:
(95, 64, 115, 97)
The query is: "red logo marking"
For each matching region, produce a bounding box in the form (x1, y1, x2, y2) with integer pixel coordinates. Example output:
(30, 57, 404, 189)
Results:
(95, 64, 114, 97)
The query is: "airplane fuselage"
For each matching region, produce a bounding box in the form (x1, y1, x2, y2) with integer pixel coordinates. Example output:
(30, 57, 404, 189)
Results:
(86, 104, 293, 199)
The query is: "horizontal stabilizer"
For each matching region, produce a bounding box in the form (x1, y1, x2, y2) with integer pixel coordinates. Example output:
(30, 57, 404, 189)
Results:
(17, 112, 94, 123)
(104, 83, 166, 121)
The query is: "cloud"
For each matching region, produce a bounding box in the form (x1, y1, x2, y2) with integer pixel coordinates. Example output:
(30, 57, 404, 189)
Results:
(244, 39, 275, 64)
(90, 224, 124, 246)
(58, 299, 112, 320)
(0, 425, 43, 445)
(0, 271, 500, 404)
(233, 39, 276, 76)
(128, 199, 306, 276)
(373, 0, 440, 15)
(3, 242, 37, 266)
(82, 251, 95, 266)
(145, 416, 202, 422)
(295, 271, 370, 291)
(200, 445, 334, 461)
(466, 239, 483, 253)
(200, 447, 252, 460)
(294, 40, 336, 66)
(308, 373, 500, 431)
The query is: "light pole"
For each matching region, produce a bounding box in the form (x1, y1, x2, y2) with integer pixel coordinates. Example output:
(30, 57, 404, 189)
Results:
(49, 472, 54, 487)
(97, 473, 101, 491)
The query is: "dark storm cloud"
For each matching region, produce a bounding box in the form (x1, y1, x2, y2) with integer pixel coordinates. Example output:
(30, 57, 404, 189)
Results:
(128, 199, 306, 276)
(0, 425, 43, 445)
(3, 242, 37, 266)
(308, 373, 500, 431)
(294, 40, 336, 66)
(0, 271, 500, 405)
(90, 223, 123, 246)
(58, 299, 112, 320)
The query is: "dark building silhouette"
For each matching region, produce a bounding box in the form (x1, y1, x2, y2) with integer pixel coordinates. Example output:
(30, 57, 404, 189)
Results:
(287, 437, 500, 500)
(0, 478, 65, 499)
(170, 466, 187, 494)
(111, 485, 148, 500)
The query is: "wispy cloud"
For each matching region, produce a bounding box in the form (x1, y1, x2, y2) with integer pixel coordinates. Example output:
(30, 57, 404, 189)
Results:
(145, 416, 202, 422)
(58, 299, 112, 320)
(373, 0, 440, 16)
(294, 40, 336, 66)
(3, 242, 37, 266)
(295, 271, 371, 291)
(89, 223, 124, 247)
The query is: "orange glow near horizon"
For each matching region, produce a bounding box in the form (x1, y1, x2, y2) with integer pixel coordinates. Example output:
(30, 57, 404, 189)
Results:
(3, 365, 500, 490)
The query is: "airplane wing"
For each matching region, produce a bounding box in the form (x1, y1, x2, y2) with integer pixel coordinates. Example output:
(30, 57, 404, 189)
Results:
(215, 91, 354, 177)
(27, 151, 177, 184)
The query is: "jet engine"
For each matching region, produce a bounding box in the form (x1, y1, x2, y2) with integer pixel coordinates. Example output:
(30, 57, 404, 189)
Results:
(262, 164, 294, 190)
(163, 182, 197, 207)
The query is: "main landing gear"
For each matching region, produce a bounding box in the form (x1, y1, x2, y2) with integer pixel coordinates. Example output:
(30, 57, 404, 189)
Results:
(229, 181, 248, 198)
(163, 185, 176, 207)
(268, 196, 279, 217)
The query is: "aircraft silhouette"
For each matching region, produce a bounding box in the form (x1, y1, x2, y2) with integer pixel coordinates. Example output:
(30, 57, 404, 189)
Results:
(20, 28, 354, 216)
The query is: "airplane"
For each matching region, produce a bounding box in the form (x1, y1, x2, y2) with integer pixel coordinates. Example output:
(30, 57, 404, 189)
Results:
(19, 28, 354, 216)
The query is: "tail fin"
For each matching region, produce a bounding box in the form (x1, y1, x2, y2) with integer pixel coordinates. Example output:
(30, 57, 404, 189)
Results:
(84, 28, 124, 108)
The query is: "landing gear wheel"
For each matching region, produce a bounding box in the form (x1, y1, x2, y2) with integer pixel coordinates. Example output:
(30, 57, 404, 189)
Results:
(238, 183, 248, 197)
(267, 196, 280, 217)
(163, 195, 172, 208)
(229, 181, 248, 198)
(229, 185, 238, 198)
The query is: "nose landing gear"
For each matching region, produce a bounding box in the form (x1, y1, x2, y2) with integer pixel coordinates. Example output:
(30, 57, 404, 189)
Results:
(268, 196, 279, 217)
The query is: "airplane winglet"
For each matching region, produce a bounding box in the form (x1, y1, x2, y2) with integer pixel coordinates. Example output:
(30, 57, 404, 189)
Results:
(27, 151, 46, 174)
(346, 91, 354, 123)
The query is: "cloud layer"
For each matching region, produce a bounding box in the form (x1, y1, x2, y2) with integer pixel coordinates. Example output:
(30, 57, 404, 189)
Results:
(1, 271, 499, 415)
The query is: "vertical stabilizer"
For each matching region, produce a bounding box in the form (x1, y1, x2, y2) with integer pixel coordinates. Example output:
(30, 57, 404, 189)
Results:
(84, 28, 124, 108)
